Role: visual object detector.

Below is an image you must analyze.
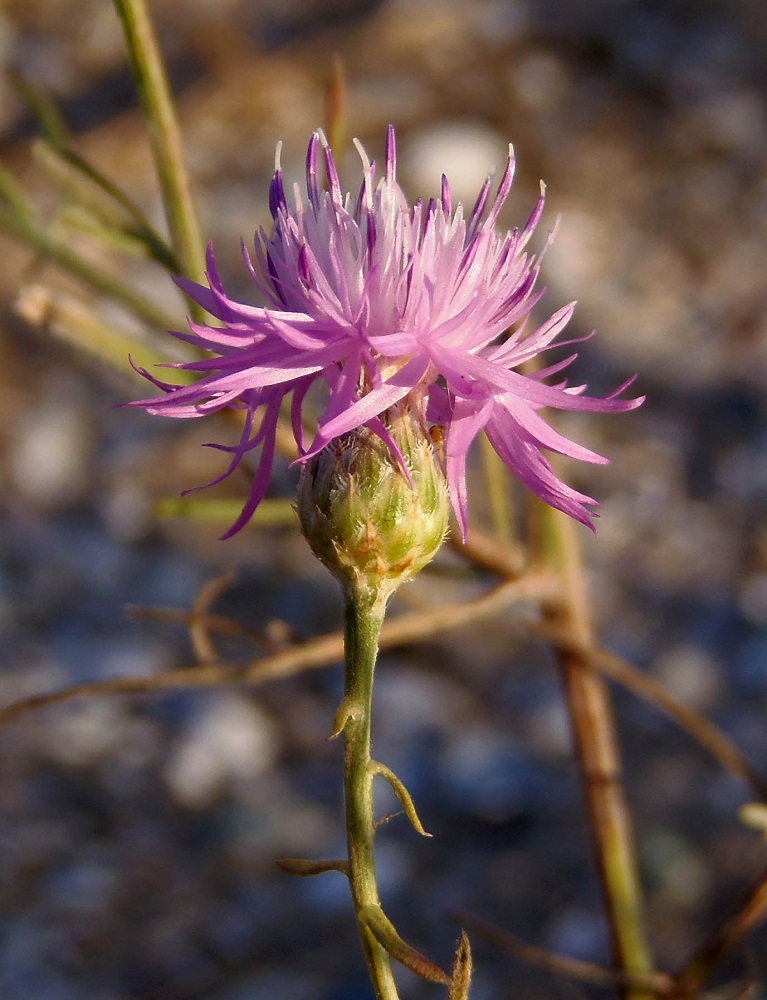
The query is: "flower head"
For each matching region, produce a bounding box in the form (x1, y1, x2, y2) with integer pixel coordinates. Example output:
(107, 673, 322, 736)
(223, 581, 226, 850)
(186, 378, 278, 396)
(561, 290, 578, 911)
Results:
(132, 126, 641, 539)
(296, 401, 449, 597)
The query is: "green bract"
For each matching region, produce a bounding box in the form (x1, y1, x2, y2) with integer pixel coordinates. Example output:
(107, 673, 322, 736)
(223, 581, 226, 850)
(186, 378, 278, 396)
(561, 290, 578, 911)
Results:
(297, 404, 448, 598)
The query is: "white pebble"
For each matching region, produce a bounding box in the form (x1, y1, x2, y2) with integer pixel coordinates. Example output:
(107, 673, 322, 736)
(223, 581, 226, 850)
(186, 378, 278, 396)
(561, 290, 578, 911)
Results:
(402, 122, 508, 208)
(164, 694, 278, 808)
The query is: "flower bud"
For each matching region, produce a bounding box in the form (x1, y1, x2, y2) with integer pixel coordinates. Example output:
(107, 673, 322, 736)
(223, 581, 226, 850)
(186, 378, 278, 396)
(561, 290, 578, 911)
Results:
(297, 404, 449, 598)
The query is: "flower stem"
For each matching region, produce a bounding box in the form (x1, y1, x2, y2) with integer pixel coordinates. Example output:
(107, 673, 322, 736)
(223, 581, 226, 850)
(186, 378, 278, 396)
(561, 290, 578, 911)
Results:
(341, 584, 400, 1000)
(532, 501, 654, 1000)
(113, 0, 206, 317)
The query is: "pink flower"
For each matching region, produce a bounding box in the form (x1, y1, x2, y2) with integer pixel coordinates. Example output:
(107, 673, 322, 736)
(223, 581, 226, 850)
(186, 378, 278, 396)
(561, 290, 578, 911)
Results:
(131, 126, 642, 539)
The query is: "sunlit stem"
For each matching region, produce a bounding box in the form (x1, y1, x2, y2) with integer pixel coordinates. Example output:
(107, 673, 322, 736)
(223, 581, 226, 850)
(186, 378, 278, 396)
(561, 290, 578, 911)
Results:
(340, 583, 400, 1000)
(479, 433, 515, 543)
(671, 865, 767, 997)
(113, 0, 206, 319)
(531, 500, 655, 1000)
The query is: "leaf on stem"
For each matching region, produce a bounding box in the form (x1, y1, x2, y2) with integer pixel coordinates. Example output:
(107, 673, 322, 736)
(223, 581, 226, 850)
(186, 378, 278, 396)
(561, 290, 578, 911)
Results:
(33, 140, 177, 271)
(369, 760, 432, 837)
(7, 67, 72, 147)
(360, 904, 451, 985)
(329, 696, 357, 739)
(276, 857, 349, 877)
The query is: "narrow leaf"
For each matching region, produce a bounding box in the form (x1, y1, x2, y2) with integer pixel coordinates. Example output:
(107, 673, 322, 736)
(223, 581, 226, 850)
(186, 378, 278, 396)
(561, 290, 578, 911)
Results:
(154, 497, 296, 526)
(33, 140, 177, 271)
(0, 204, 179, 330)
(370, 760, 431, 837)
(14, 283, 181, 379)
(8, 68, 71, 147)
(276, 857, 349, 877)
(360, 904, 451, 985)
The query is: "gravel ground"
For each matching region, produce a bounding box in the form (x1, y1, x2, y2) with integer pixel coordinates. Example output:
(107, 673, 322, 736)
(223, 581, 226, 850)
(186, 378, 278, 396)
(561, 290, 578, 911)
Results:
(1, 1, 766, 997)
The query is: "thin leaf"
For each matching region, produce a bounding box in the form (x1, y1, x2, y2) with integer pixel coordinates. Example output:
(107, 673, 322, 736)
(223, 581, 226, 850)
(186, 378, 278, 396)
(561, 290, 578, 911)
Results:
(33, 140, 178, 271)
(276, 857, 349, 877)
(0, 204, 179, 330)
(360, 905, 451, 986)
(7, 68, 72, 147)
(153, 497, 297, 526)
(0, 163, 34, 221)
(14, 283, 188, 381)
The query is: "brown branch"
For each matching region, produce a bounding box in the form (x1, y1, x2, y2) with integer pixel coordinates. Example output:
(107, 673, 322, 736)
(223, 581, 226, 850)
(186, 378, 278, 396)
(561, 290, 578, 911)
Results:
(0, 571, 557, 726)
(534, 506, 655, 999)
(537, 623, 767, 801)
(448, 526, 527, 578)
(189, 571, 239, 663)
(670, 867, 767, 998)
(455, 910, 673, 994)
(129, 583, 767, 808)
(126, 604, 263, 642)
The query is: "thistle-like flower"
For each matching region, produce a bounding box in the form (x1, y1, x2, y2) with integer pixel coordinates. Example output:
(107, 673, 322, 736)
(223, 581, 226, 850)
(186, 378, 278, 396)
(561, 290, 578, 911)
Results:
(132, 126, 641, 540)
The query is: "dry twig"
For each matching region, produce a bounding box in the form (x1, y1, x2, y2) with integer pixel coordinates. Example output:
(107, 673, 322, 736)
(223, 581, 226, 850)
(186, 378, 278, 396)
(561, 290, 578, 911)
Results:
(537, 623, 767, 801)
(455, 910, 674, 994)
(0, 572, 556, 726)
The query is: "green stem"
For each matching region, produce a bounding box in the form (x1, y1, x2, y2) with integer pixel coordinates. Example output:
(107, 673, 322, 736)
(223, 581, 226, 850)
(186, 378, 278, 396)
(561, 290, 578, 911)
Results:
(532, 501, 654, 1000)
(113, 0, 206, 317)
(342, 585, 400, 1000)
(7, 68, 72, 147)
(33, 140, 178, 272)
(479, 433, 515, 543)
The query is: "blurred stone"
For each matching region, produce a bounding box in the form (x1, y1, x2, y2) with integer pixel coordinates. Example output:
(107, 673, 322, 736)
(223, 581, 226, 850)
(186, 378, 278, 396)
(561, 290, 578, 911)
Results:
(402, 121, 508, 208)
(163, 693, 279, 808)
(9, 395, 94, 509)
(543, 907, 607, 962)
(651, 644, 723, 714)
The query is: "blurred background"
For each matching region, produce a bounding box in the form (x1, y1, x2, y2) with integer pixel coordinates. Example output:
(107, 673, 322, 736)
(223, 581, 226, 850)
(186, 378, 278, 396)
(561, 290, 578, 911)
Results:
(1, 0, 766, 997)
